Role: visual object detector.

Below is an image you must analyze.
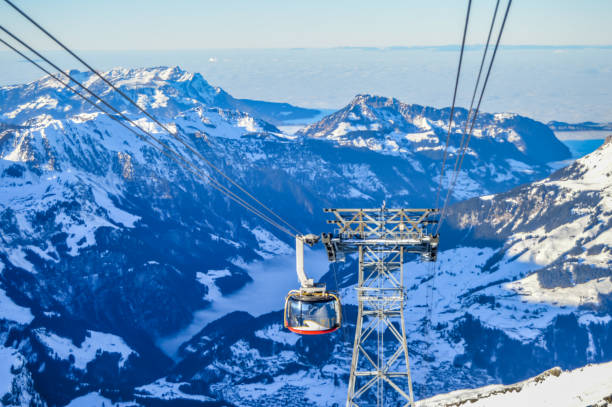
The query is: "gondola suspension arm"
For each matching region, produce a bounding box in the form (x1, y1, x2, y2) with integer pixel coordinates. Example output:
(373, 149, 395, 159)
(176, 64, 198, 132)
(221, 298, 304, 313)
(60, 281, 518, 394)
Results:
(295, 234, 321, 290)
(284, 234, 342, 335)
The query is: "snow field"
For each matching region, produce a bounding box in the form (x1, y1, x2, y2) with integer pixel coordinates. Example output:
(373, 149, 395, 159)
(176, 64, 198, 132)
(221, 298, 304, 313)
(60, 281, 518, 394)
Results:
(417, 361, 612, 407)
(34, 329, 136, 370)
(0, 287, 33, 325)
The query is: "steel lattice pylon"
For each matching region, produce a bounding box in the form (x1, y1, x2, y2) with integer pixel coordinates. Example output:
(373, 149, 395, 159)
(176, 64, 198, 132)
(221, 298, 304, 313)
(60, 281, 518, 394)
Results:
(322, 206, 439, 407)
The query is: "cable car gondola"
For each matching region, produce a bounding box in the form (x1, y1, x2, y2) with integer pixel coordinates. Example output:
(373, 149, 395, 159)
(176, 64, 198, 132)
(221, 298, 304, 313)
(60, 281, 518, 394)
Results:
(283, 234, 342, 335)
(284, 289, 341, 335)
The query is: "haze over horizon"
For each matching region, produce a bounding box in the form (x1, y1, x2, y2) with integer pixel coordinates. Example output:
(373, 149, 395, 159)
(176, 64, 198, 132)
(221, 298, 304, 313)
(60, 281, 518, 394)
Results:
(1, 1, 611, 121)
(2, 47, 611, 123)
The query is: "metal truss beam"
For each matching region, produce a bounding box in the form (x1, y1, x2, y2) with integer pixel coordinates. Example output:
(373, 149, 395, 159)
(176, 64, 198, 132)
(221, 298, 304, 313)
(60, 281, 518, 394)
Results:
(323, 206, 438, 407)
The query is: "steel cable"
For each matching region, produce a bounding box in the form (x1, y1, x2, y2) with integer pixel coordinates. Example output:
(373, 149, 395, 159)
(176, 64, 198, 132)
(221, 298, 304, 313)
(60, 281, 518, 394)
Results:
(465, 0, 501, 132)
(0, 33, 296, 238)
(427, 0, 473, 346)
(445, 0, 501, 197)
(436, 0, 513, 234)
(434, 0, 472, 211)
(3, 0, 301, 236)
(427, 0, 511, 343)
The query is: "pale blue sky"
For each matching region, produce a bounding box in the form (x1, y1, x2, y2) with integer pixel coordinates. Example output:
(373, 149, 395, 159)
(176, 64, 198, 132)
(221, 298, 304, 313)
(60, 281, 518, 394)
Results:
(0, 0, 611, 50)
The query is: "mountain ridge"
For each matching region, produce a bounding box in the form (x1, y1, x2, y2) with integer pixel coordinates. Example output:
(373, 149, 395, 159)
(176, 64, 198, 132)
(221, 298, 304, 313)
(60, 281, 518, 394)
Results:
(0, 65, 319, 127)
(0, 66, 607, 406)
(297, 94, 570, 165)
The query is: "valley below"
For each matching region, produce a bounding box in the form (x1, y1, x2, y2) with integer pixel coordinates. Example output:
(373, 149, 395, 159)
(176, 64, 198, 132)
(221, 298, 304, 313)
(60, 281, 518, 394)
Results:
(0, 66, 610, 406)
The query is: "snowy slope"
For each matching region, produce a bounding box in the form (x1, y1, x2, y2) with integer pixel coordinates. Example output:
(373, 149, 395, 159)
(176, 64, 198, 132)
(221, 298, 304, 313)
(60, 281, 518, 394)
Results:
(445, 135, 612, 311)
(297, 94, 571, 201)
(417, 362, 612, 407)
(167, 138, 611, 405)
(33, 328, 136, 370)
(0, 66, 596, 406)
(0, 67, 298, 405)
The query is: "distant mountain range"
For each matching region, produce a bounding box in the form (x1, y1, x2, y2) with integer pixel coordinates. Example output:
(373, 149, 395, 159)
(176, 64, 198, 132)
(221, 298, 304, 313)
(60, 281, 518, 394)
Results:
(0, 66, 608, 406)
(547, 120, 612, 132)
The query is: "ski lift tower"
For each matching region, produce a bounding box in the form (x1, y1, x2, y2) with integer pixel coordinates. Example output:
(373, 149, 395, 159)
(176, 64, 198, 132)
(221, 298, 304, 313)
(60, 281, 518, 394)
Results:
(322, 205, 439, 407)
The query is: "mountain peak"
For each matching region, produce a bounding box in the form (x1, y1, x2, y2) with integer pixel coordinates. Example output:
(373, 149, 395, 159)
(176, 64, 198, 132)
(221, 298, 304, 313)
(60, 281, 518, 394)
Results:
(0, 66, 227, 123)
(351, 94, 393, 103)
(297, 94, 570, 165)
(550, 129, 612, 188)
(348, 94, 403, 111)
(102, 65, 193, 84)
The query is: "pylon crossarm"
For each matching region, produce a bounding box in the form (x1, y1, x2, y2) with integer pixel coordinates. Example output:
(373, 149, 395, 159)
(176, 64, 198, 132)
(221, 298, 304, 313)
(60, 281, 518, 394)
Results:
(385, 210, 401, 223)
(325, 208, 438, 242)
(333, 210, 361, 235)
(363, 220, 381, 235)
(326, 208, 437, 213)
(340, 238, 428, 246)
(361, 212, 382, 232)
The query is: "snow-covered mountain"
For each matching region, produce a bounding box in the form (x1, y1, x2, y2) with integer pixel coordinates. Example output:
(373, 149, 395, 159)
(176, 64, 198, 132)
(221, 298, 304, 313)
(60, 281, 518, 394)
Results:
(297, 94, 571, 200)
(417, 361, 612, 407)
(162, 141, 611, 405)
(0, 66, 604, 406)
(0, 66, 318, 126)
(445, 135, 612, 296)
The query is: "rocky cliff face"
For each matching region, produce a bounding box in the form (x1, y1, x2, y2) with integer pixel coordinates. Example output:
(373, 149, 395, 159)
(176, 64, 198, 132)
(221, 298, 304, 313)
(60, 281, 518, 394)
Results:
(0, 342, 46, 407)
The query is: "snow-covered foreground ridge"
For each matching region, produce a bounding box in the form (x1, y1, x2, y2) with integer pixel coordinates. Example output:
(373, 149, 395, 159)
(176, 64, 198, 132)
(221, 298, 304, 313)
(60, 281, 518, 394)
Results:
(417, 361, 612, 407)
